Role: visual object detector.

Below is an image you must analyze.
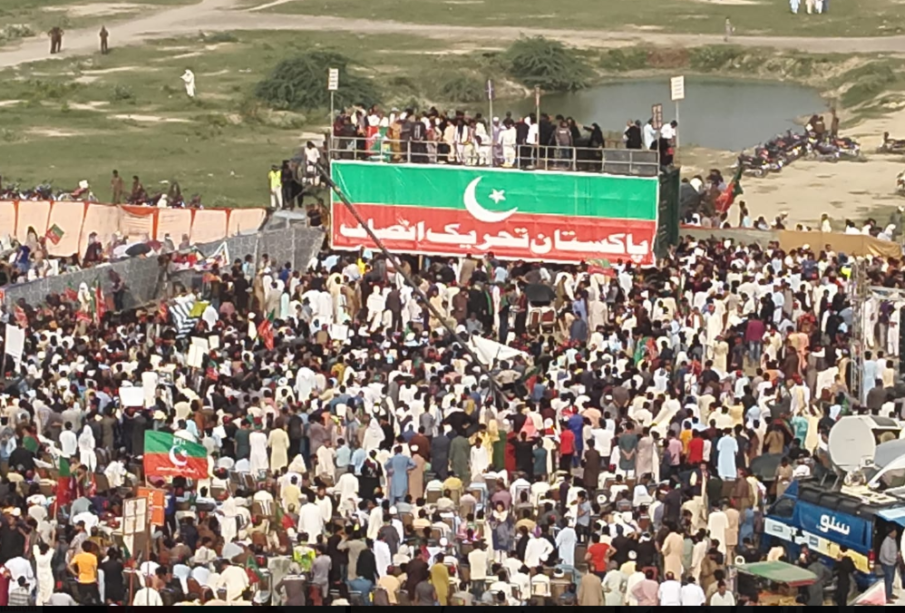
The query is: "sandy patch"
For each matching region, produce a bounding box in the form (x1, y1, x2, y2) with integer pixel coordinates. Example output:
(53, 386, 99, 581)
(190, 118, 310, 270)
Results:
(202, 69, 231, 76)
(66, 3, 149, 18)
(74, 76, 99, 84)
(0, 100, 23, 107)
(84, 66, 144, 75)
(166, 52, 203, 60)
(29, 128, 83, 137)
(69, 101, 109, 111)
(247, 0, 298, 11)
(110, 113, 191, 123)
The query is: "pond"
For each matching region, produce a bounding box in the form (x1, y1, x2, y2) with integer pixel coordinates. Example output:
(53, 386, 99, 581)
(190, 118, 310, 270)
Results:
(509, 77, 827, 152)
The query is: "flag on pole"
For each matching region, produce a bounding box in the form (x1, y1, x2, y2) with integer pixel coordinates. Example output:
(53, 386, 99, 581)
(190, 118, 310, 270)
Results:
(716, 165, 744, 214)
(245, 555, 265, 584)
(143, 431, 208, 480)
(63, 285, 79, 303)
(45, 224, 65, 245)
(257, 313, 274, 351)
(53, 457, 76, 515)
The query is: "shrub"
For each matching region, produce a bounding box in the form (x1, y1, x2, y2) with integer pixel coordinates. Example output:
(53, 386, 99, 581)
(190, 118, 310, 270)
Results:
(254, 50, 380, 111)
(0, 24, 34, 43)
(436, 74, 485, 103)
(600, 48, 649, 72)
(504, 36, 591, 92)
(840, 62, 900, 108)
(688, 46, 746, 71)
(111, 85, 135, 101)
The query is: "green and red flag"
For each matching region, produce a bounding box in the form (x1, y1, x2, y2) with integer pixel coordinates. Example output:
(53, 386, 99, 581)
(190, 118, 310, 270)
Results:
(330, 161, 659, 264)
(716, 165, 744, 214)
(257, 313, 274, 351)
(245, 555, 265, 584)
(53, 457, 76, 515)
(45, 224, 65, 245)
(144, 431, 208, 480)
(63, 285, 79, 303)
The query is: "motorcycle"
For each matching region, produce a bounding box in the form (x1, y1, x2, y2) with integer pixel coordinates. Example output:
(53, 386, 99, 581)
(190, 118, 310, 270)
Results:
(878, 131, 905, 154)
(897, 170, 905, 195)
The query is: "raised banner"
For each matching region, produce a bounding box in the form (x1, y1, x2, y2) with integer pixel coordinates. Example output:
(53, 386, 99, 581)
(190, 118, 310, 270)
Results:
(330, 161, 658, 264)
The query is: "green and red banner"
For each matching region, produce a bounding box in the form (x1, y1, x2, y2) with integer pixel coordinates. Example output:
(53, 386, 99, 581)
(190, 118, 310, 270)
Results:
(330, 161, 658, 264)
(144, 431, 208, 480)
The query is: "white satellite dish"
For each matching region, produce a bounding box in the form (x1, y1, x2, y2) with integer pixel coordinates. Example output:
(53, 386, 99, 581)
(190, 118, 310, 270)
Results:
(829, 416, 903, 474)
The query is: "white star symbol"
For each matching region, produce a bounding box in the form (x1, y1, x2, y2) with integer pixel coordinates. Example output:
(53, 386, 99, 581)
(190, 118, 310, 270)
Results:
(488, 189, 506, 204)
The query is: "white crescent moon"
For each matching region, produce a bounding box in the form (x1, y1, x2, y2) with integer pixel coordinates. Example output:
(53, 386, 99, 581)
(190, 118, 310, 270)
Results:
(463, 177, 517, 223)
(169, 446, 188, 467)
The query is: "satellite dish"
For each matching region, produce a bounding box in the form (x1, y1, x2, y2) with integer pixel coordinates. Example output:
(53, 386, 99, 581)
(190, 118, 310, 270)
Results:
(829, 416, 901, 474)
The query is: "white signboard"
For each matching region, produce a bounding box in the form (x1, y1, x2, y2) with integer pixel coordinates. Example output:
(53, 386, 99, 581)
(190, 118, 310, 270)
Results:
(119, 386, 145, 408)
(328, 68, 339, 92)
(670, 75, 685, 101)
(3, 324, 25, 364)
(142, 371, 159, 408)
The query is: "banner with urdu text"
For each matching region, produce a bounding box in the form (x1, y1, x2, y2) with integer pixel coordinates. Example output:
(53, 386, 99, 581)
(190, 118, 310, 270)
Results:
(330, 161, 659, 264)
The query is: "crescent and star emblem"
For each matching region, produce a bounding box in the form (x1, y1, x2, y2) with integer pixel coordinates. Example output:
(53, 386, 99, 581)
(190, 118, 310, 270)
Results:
(463, 177, 517, 223)
(169, 443, 189, 467)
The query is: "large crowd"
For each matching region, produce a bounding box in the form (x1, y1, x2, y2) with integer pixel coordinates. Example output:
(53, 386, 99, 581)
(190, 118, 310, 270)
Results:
(0, 213, 903, 607)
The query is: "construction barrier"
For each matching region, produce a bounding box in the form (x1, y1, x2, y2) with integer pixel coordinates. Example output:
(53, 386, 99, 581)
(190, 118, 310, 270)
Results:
(0, 201, 268, 257)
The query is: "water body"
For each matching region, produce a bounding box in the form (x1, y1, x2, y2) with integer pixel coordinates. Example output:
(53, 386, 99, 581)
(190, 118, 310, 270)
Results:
(510, 77, 826, 152)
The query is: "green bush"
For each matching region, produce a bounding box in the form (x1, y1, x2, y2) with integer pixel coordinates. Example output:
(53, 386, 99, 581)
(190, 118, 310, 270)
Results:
(504, 36, 591, 91)
(436, 74, 485, 103)
(23, 79, 81, 101)
(254, 50, 380, 111)
(600, 48, 649, 72)
(111, 85, 135, 102)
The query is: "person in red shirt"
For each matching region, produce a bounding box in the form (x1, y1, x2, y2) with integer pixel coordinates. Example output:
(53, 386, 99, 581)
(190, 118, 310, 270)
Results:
(560, 424, 576, 472)
(687, 429, 705, 466)
(586, 532, 610, 578)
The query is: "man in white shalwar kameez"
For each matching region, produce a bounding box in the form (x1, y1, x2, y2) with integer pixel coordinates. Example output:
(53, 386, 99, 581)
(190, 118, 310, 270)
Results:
(707, 505, 729, 555)
(298, 497, 324, 545)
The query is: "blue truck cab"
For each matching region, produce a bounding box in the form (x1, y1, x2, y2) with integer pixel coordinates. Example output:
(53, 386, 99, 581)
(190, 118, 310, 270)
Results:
(763, 480, 904, 589)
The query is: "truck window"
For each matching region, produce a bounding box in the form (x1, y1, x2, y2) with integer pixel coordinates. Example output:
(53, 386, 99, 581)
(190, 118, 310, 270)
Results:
(770, 497, 795, 519)
(878, 468, 905, 491)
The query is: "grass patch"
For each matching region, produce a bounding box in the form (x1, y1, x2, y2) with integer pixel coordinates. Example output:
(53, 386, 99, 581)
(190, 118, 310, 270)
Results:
(835, 61, 905, 108)
(260, 0, 905, 38)
(434, 74, 486, 104)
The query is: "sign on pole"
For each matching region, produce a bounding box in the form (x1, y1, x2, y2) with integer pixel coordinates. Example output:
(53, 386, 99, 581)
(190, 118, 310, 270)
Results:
(137, 487, 165, 526)
(670, 76, 685, 101)
(651, 104, 663, 131)
(327, 68, 339, 92)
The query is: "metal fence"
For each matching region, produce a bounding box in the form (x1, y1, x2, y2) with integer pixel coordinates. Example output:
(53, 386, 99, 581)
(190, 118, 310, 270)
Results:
(327, 136, 661, 178)
(1, 226, 325, 310)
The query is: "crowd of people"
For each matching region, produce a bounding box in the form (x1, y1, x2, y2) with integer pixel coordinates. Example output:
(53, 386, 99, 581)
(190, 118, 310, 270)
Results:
(330, 106, 678, 169)
(0, 226, 900, 606)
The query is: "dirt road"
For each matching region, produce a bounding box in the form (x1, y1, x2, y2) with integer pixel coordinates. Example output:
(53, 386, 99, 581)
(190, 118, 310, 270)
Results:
(2, 0, 905, 70)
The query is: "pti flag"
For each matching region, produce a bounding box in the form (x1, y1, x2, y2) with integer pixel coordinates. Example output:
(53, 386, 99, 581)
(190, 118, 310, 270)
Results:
(257, 314, 274, 351)
(45, 224, 65, 245)
(716, 165, 744, 214)
(144, 431, 208, 480)
(330, 162, 659, 264)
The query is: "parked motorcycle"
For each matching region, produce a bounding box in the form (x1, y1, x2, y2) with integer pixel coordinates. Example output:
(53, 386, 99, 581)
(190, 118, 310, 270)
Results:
(878, 131, 905, 154)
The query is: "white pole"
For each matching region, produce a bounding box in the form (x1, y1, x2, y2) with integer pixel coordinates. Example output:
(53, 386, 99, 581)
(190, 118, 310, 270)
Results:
(330, 91, 335, 132)
(675, 100, 680, 151)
